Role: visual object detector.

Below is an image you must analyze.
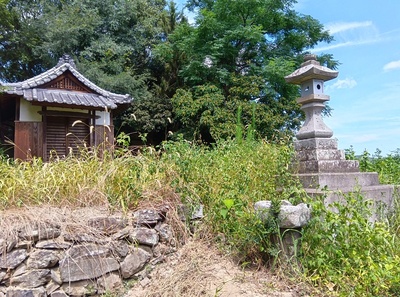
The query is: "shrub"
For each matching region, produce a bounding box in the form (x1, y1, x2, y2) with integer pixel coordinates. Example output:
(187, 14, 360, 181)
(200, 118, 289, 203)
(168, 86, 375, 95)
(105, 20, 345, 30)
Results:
(301, 191, 400, 296)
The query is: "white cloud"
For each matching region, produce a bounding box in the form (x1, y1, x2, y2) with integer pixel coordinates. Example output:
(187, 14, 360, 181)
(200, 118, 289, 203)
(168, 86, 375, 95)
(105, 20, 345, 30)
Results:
(312, 21, 381, 52)
(383, 60, 400, 72)
(325, 21, 373, 34)
(327, 78, 357, 91)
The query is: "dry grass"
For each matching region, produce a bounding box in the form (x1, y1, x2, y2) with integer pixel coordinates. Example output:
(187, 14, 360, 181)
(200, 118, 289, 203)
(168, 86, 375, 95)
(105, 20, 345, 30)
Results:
(125, 236, 304, 297)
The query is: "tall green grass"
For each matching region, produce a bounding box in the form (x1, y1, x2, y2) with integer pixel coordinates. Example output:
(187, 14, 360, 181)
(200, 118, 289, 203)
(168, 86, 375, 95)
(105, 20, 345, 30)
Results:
(0, 137, 303, 262)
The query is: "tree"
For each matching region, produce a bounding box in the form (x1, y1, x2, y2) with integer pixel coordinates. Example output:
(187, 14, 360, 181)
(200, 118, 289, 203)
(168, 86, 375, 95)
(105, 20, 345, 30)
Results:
(0, 0, 54, 82)
(157, 0, 337, 142)
(0, 0, 175, 143)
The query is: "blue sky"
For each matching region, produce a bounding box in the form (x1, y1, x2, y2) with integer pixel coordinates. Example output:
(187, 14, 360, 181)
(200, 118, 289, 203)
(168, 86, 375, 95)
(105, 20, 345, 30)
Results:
(295, 0, 400, 156)
(176, 0, 400, 155)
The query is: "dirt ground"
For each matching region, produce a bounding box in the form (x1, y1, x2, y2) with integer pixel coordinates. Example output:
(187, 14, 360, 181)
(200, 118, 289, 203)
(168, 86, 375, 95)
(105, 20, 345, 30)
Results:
(125, 238, 309, 297)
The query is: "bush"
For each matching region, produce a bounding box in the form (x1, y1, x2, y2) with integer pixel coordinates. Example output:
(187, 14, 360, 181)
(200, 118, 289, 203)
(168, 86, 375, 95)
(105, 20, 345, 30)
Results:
(301, 191, 400, 296)
(160, 136, 304, 263)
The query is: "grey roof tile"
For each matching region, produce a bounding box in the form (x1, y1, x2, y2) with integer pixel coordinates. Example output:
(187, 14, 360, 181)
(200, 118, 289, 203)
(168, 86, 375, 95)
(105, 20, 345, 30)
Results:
(2, 55, 132, 109)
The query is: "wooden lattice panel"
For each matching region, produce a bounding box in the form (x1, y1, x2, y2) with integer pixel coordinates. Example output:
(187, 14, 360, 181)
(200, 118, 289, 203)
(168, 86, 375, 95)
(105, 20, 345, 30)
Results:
(41, 72, 92, 93)
(49, 77, 86, 91)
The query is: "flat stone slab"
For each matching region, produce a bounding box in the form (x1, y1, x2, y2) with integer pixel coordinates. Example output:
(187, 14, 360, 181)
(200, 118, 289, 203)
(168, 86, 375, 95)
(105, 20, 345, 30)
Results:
(0, 249, 27, 269)
(298, 172, 380, 189)
(298, 159, 359, 174)
(59, 256, 119, 282)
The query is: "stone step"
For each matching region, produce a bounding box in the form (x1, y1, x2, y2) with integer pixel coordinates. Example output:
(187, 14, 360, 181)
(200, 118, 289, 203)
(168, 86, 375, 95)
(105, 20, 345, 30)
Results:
(304, 184, 395, 209)
(296, 149, 345, 161)
(298, 160, 359, 174)
(294, 138, 338, 150)
(298, 172, 380, 189)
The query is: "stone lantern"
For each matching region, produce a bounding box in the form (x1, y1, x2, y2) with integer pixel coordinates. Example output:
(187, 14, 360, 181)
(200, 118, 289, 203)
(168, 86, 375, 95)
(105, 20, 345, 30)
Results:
(284, 54, 359, 174)
(284, 54, 394, 212)
(285, 54, 337, 140)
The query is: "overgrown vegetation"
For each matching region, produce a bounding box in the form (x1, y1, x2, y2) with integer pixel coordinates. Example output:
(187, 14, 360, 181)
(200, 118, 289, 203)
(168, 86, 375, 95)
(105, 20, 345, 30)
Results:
(1, 142, 400, 296)
(0, 135, 302, 262)
(346, 146, 400, 184)
(301, 191, 400, 296)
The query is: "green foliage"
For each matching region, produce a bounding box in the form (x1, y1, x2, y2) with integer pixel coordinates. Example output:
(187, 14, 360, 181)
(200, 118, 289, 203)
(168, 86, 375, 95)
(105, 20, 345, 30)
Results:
(345, 147, 400, 185)
(1, 0, 339, 144)
(0, 0, 173, 142)
(160, 136, 301, 262)
(301, 192, 400, 296)
(157, 0, 336, 142)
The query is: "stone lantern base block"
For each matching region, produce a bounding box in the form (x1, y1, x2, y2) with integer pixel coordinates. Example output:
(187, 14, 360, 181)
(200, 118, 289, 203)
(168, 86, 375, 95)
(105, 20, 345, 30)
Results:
(298, 159, 360, 174)
(294, 138, 338, 151)
(298, 172, 380, 189)
(294, 138, 360, 174)
(304, 185, 395, 221)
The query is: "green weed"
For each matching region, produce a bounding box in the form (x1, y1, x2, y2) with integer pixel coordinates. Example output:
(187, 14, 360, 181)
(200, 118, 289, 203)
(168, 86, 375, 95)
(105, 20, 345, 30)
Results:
(301, 191, 400, 296)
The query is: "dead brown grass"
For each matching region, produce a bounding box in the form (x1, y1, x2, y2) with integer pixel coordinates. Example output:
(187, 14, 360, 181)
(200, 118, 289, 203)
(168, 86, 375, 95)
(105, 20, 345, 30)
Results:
(125, 237, 303, 297)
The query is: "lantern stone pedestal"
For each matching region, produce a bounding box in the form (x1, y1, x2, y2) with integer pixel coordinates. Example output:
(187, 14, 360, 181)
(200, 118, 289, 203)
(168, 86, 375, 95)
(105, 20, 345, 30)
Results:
(285, 55, 394, 209)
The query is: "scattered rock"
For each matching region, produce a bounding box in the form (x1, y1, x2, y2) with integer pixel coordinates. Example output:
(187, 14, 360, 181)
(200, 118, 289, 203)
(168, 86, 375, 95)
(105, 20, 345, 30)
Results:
(96, 272, 123, 294)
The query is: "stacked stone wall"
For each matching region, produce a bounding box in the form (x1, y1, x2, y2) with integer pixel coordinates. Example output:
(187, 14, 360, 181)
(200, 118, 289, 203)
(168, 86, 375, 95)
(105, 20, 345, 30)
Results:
(0, 208, 179, 297)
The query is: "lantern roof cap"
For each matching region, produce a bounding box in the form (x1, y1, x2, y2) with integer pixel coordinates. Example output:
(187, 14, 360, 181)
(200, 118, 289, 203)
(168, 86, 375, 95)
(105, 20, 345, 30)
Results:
(285, 54, 338, 84)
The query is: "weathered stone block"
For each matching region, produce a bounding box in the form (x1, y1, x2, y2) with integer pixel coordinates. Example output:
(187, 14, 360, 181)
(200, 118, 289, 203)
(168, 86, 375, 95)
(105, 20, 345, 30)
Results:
(0, 249, 27, 269)
(35, 240, 71, 250)
(61, 280, 97, 296)
(87, 217, 127, 235)
(59, 256, 120, 282)
(254, 200, 311, 228)
(27, 250, 60, 269)
(129, 228, 159, 247)
(156, 223, 173, 243)
(18, 223, 61, 242)
(120, 248, 151, 279)
(279, 201, 311, 228)
(66, 243, 111, 259)
(132, 209, 162, 227)
(294, 138, 338, 151)
(63, 230, 107, 243)
(10, 270, 50, 288)
(6, 286, 46, 297)
(111, 240, 130, 258)
(45, 280, 60, 295)
(50, 269, 62, 285)
(50, 290, 68, 297)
